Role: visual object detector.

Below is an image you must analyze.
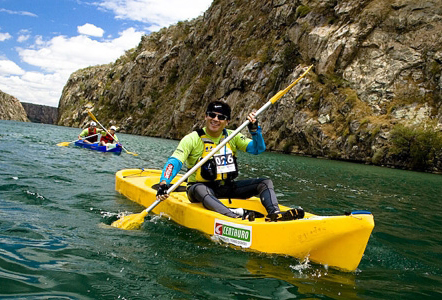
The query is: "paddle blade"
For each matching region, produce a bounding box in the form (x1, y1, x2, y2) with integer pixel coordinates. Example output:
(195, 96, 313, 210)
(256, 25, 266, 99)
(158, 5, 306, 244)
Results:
(270, 64, 313, 104)
(87, 110, 98, 122)
(57, 141, 71, 147)
(126, 150, 139, 156)
(121, 146, 139, 156)
(111, 211, 147, 230)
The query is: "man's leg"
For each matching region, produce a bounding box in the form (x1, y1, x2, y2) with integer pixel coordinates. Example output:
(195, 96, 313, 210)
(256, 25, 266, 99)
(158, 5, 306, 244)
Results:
(218, 178, 280, 214)
(187, 183, 238, 218)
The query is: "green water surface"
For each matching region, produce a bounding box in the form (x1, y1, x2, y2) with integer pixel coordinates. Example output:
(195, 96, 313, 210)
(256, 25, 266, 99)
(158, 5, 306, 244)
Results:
(0, 120, 441, 299)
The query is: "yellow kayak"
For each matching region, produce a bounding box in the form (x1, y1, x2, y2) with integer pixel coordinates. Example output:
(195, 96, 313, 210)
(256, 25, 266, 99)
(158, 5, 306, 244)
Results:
(115, 169, 374, 272)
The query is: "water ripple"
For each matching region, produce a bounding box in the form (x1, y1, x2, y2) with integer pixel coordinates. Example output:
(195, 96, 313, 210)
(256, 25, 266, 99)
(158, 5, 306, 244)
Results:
(1, 120, 442, 299)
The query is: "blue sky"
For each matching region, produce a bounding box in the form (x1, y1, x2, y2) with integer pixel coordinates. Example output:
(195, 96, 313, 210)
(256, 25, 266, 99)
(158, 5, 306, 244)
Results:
(0, 0, 212, 107)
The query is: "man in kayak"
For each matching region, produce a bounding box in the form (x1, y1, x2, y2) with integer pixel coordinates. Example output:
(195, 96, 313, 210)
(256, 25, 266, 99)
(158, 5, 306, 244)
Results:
(156, 101, 301, 221)
(99, 126, 119, 146)
(78, 121, 98, 144)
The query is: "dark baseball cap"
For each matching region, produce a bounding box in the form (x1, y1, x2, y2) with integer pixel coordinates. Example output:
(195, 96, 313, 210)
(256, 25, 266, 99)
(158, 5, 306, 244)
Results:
(206, 101, 231, 120)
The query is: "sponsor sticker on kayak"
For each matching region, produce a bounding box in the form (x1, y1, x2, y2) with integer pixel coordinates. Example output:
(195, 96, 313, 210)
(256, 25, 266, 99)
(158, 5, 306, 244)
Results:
(214, 219, 252, 248)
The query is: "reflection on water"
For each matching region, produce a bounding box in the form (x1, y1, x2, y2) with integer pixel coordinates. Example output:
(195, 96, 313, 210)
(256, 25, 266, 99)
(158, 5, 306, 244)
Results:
(0, 120, 441, 299)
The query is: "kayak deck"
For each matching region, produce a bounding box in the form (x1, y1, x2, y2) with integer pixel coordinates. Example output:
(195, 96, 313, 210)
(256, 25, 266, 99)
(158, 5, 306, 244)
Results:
(74, 140, 122, 154)
(115, 169, 374, 271)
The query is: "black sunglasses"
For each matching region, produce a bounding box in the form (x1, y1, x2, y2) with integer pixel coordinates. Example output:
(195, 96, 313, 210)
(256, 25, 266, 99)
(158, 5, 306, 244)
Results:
(207, 112, 228, 120)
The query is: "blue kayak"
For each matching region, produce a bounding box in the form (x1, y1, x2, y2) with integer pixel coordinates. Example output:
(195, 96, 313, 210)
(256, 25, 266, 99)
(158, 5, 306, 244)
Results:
(74, 140, 122, 154)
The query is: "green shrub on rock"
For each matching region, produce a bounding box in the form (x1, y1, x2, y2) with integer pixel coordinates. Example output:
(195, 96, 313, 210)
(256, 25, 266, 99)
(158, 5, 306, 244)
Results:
(390, 124, 442, 170)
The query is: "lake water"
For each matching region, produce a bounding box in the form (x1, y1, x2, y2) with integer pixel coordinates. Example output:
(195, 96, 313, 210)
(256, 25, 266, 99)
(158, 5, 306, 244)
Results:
(0, 120, 441, 299)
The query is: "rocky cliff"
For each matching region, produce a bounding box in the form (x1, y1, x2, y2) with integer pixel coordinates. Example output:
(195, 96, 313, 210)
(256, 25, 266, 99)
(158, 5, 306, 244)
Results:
(58, 0, 442, 172)
(0, 90, 29, 122)
(21, 102, 58, 124)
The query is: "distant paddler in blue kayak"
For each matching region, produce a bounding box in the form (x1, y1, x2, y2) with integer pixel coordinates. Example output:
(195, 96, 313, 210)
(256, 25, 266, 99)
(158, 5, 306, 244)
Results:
(156, 101, 303, 221)
(78, 121, 99, 144)
(86, 110, 138, 156)
(99, 125, 119, 147)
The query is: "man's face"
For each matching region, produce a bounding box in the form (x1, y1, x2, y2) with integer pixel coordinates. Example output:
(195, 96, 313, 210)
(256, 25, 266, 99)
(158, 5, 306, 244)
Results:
(205, 111, 228, 136)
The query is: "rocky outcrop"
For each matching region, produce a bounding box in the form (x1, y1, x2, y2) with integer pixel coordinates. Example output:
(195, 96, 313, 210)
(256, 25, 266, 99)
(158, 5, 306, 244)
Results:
(21, 102, 58, 124)
(0, 90, 29, 122)
(58, 0, 442, 172)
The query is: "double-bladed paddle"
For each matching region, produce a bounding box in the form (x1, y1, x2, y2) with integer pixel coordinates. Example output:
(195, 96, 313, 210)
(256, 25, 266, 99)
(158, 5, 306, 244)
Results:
(111, 65, 313, 230)
(57, 133, 100, 147)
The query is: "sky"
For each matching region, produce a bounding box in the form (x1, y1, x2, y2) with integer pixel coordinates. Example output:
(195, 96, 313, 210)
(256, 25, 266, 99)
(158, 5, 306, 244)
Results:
(0, 0, 213, 107)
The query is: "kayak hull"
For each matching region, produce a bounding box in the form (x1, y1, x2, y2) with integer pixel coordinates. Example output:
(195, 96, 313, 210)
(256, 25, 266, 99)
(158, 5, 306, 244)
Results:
(115, 169, 374, 271)
(74, 140, 122, 154)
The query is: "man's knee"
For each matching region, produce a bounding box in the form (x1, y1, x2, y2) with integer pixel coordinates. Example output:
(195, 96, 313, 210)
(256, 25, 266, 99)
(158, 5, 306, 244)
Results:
(257, 178, 274, 193)
(187, 183, 209, 203)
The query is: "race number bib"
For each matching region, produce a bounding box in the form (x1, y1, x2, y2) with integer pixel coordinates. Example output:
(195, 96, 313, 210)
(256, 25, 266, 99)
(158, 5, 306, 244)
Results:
(214, 152, 236, 174)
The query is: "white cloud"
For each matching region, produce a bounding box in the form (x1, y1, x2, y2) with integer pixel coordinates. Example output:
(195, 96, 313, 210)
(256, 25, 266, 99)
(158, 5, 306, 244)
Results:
(0, 60, 25, 75)
(0, 32, 12, 41)
(98, 0, 212, 30)
(0, 63, 65, 106)
(19, 28, 143, 74)
(77, 23, 105, 37)
(17, 29, 31, 42)
(34, 35, 44, 46)
(0, 8, 38, 17)
(17, 34, 30, 43)
(0, 71, 66, 106)
(0, 28, 144, 107)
